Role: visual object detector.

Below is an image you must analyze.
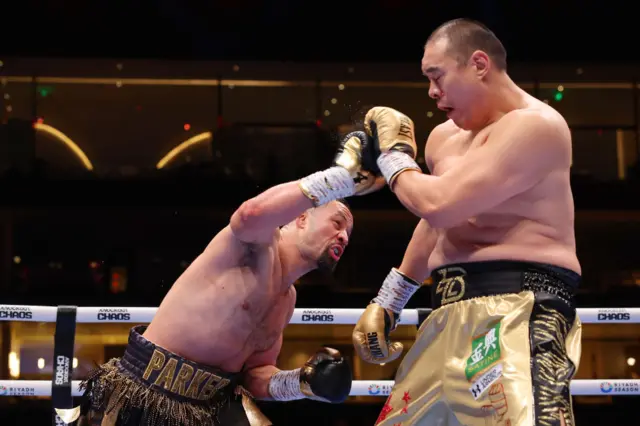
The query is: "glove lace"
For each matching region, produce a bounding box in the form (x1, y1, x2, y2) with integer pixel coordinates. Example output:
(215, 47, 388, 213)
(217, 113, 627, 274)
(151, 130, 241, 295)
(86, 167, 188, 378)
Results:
(268, 368, 304, 401)
(299, 167, 355, 206)
(374, 268, 421, 314)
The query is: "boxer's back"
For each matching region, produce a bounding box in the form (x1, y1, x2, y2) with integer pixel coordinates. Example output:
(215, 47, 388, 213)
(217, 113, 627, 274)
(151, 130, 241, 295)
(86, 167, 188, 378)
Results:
(426, 100, 581, 275)
(143, 226, 295, 372)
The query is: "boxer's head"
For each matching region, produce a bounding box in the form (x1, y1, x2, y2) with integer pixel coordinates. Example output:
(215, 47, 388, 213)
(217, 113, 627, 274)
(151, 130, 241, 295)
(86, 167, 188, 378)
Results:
(291, 200, 353, 273)
(422, 18, 507, 130)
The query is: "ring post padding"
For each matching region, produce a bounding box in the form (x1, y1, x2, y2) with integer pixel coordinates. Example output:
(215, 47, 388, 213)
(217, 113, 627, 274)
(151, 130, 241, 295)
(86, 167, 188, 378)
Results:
(52, 306, 77, 426)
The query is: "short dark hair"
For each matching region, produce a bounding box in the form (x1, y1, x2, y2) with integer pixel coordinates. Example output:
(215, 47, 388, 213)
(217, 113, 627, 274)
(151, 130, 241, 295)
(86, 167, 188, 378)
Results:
(426, 18, 507, 71)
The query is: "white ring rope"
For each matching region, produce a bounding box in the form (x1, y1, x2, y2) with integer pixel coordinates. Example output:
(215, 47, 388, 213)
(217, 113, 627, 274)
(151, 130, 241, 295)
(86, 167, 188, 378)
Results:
(1, 305, 639, 324)
(1, 304, 638, 399)
(0, 379, 638, 397)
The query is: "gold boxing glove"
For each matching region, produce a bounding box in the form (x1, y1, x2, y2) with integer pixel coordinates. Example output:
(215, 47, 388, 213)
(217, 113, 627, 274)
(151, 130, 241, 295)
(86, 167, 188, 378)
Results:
(333, 131, 385, 196)
(299, 131, 384, 206)
(352, 268, 422, 364)
(364, 107, 422, 190)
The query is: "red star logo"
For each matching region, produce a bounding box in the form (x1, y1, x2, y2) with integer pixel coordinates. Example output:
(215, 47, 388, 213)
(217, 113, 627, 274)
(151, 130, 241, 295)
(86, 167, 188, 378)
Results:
(401, 407, 408, 414)
(402, 391, 411, 404)
(375, 394, 394, 425)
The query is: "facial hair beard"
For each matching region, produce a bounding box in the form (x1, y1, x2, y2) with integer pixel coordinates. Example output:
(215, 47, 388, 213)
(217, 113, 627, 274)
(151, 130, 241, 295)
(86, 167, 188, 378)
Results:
(316, 247, 338, 274)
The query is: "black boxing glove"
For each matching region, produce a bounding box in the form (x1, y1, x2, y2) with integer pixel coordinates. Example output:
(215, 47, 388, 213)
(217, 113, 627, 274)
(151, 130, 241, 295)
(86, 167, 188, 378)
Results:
(268, 347, 352, 403)
(332, 131, 384, 196)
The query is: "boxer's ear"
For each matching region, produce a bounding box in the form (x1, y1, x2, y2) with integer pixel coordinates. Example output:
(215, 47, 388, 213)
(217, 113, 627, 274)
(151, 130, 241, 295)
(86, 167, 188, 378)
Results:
(470, 50, 490, 79)
(295, 211, 309, 229)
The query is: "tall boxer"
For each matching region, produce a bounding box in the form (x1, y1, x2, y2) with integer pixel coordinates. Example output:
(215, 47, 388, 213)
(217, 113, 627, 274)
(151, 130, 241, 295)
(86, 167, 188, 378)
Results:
(353, 19, 582, 426)
(74, 131, 383, 426)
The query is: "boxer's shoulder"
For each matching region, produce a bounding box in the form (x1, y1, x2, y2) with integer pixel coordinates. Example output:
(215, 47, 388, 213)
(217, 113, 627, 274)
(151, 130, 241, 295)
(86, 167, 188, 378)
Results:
(428, 119, 461, 144)
(493, 108, 571, 149)
(498, 106, 569, 135)
(490, 108, 572, 170)
(424, 120, 461, 171)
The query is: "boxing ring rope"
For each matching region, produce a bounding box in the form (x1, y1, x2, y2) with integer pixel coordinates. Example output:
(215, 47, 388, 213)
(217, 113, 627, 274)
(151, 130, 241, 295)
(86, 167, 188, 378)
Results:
(0, 379, 639, 397)
(1, 304, 639, 400)
(2, 304, 640, 324)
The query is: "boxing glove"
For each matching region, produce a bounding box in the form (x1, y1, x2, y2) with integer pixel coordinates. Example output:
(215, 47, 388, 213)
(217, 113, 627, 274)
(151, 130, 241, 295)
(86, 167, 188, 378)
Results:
(333, 131, 385, 196)
(352, 268, 422, 364)
(364, 107, 422, 189)
(299, 131, 383, 207)
(268, 347, 352, 403)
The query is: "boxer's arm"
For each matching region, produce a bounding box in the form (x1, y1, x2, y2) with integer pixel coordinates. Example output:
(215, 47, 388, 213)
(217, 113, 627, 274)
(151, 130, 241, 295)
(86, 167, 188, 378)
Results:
(230, 130, 378, 244)
(390, 111, 570, 228)
(230, 181, 315, 244)
(243, 338, 353, 403)
(243, 335, 284, 400)
(243, 296, 296, 400)
(352, 221, 435, 364)
(397, 219, 437, 282)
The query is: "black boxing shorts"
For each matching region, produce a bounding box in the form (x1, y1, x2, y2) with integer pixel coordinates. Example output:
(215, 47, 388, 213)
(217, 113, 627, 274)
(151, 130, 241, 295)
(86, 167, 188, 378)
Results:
(375, 260, 582, 426)
(78, 325, 259, 426)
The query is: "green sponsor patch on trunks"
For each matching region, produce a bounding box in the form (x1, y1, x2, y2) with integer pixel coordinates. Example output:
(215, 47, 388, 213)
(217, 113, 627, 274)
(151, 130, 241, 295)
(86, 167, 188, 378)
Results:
(465, 321, 501, 381)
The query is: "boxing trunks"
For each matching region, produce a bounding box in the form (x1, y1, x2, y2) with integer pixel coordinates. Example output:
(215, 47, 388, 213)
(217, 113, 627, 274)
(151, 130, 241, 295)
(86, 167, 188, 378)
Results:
(376, 260, 582, 426)
(78, 326, 270, 426)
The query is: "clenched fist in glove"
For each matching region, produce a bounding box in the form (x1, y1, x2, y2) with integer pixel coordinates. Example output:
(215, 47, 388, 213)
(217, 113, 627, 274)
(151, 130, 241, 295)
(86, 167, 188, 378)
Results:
(299, 131, 384, 206)
(268, 347, 352, 403)
(333, 131, 385, 195)
(352, 268, 422, 364)
(364, 107, 422, 190)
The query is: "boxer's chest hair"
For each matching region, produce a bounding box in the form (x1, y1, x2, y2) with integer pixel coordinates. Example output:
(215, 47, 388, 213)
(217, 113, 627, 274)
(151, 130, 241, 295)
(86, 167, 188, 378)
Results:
(251, 323, 281, 352)
(237, 239, 288, 306)
(246, 286, 293, 352)
(239, 242, 260, 269)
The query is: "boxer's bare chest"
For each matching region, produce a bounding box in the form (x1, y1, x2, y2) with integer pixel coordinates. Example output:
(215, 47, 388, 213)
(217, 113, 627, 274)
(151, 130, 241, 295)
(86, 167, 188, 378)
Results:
(226, 244, 295, 352)
(428, 123, 525, 229)
(146, 237, 295, 368)
(429, 126, 490, 176)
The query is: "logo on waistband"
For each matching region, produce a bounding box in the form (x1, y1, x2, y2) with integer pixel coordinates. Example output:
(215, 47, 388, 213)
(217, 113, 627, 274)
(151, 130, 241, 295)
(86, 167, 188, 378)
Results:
(435, 267, 466, 305)
(142, 349, 231, 400)
(0, 306, 33, 320)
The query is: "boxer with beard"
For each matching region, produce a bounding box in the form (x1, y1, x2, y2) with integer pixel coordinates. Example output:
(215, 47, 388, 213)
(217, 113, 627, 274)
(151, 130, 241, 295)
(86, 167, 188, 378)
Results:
(74, 130, 384, 426)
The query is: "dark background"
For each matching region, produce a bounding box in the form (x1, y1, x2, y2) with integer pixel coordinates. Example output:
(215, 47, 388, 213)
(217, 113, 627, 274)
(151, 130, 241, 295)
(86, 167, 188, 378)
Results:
(1, 0, 638, 62)
(0, 1, 639, 425)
